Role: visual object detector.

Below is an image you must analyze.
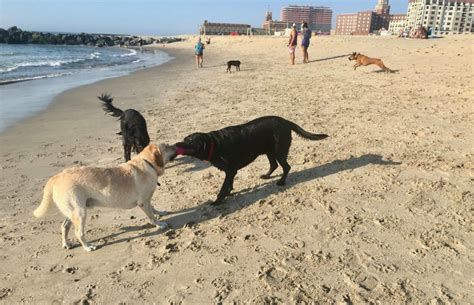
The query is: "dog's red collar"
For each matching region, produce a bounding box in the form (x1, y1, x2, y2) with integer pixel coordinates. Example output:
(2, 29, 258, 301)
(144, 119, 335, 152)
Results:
(207, 141, 215, 161)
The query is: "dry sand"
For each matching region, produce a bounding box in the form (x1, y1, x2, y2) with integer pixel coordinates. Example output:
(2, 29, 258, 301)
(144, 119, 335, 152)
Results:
(0, 35, 473, 304)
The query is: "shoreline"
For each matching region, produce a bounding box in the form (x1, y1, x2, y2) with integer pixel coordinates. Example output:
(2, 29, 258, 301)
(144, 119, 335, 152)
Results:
(0, 45, 185, 142)
(0, 46, 173, 134)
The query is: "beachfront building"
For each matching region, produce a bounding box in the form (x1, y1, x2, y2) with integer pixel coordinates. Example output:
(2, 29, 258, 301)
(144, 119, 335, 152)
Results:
(375, 0, 391, 14)
(389, 14, 407, 34)
(406, 0, 474, 35)
(336, 11, 390, 35)
(336, 13, 358, 35)
(262, 11, 289, 34)
(280, 5, 333, 33)
(199, 20, 251, 35)
(335, 0, 403, 35)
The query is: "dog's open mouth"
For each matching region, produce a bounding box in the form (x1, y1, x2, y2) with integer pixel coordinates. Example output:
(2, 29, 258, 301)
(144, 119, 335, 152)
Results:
(176, 147, 187, 155)
(170, 146, 194, 160)
(175, 145, 195, 155)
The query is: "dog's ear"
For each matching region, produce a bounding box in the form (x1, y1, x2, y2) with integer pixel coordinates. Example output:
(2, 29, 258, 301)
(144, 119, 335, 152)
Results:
(140, 144, 164, 168)
(151, 144, 165, 168)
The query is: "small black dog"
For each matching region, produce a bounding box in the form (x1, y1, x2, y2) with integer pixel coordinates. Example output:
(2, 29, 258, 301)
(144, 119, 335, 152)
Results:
(174, 116, 328, 205)
(98, 93, 150, 161)
(226, 60, 241, 72)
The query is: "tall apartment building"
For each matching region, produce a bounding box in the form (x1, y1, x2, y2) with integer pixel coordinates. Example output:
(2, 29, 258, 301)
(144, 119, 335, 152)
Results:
(375, 0, 391, 14)
(388, 14, 408, 34)
(280, 5, 333, 33)
(335, 0, 392, 35)
(406, 0, 473, 35)
(336, 13, 359, 35)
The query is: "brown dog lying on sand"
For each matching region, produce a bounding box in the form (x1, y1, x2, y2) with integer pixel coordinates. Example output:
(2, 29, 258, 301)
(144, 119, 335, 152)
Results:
(33, 143, 176, 252)
(348, 52, 392, 72)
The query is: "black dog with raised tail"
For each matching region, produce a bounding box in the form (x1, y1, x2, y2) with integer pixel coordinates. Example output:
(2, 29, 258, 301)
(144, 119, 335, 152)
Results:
(98, 93, 150, 161)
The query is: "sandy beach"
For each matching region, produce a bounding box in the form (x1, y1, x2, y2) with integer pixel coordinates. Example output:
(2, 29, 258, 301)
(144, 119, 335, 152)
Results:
(0, 35, 472, 303)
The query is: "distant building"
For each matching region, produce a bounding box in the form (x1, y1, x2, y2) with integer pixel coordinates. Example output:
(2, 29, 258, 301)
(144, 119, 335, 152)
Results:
(336, 11, 390, 35)
(335, 0, 396, 35)
(280, 5, 333, 33)
(199, 20, 251, 35)
(375, 0, 391, 14)
(389, 14, 407, 34)
(262, 11, 289, 34)
(336, 13, 358, 35)
(262, 20, 289, 33)
(406, 0, 473, 35)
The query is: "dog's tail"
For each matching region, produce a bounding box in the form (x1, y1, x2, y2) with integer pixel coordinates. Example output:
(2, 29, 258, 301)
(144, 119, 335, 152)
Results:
(286, 120, 329, 141)
(98, 93, 123, 118)
(34, 178, 55, 218)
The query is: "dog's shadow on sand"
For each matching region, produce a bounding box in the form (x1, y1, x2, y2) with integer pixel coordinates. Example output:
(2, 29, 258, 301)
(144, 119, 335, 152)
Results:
(95, 154, 400, 248)
(373, 69, 400, 73)
(235, 68, 256, 72)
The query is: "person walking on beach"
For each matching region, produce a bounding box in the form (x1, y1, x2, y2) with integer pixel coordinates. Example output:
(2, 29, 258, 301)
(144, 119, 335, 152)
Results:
(287, 24, 298, 65)
(301, 22, 312, 63)
(195, 37, 204, 68)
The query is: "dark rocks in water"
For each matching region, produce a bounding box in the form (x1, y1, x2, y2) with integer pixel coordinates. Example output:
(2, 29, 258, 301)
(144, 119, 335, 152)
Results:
(0, 28, 8, 41)
(7, 26, 21, 34)
(95, 38, 106, 48)
(0, 26, 183, 47)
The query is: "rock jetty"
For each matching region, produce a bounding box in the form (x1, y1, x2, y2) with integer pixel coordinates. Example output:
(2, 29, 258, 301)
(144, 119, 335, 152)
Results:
(0, 26, 182, 47)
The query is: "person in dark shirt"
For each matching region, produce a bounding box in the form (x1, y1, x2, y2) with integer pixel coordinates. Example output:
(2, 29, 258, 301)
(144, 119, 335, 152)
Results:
(301, 22, 312, 63)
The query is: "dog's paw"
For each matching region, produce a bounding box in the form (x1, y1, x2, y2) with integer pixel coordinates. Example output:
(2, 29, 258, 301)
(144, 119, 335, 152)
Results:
(260, 174, 272, 179)
(83, 245, 97, 252)
(210, 199, 223, 206)
(155, 221, 168, 230)
(276, 180, 286, 186)
(62, 242, 73, 250)
(155, 210, 168, 216)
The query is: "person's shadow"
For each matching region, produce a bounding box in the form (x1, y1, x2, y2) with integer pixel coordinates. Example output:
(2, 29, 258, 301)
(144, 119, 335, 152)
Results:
(308, 54, 350, 63)
(94, 154, 400, 248)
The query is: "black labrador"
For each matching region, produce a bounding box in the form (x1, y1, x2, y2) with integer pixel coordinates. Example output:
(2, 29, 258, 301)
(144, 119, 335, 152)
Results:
(226, 60, 241, 72)
(174, 116, 328, 205)
(98, 93, 150, 161)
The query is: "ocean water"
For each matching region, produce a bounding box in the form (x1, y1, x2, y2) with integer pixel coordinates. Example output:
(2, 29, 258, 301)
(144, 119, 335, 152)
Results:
(0, 44, 172, 132)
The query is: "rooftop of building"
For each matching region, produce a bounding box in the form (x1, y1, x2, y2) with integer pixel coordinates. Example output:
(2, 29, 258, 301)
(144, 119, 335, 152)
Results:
(282, 5, 332, 10)
(409, 0, 474, 3)
(202, 21, 251, 27)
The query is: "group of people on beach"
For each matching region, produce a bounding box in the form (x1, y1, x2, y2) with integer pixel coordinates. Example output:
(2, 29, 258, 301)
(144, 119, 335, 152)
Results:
(288, 22, 312, 65)
(194, 21, 314, 68)
(399, 26, 431, 39)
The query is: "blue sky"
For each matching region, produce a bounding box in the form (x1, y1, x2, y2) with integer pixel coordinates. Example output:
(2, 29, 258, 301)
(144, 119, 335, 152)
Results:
(1, 0, 409, 35)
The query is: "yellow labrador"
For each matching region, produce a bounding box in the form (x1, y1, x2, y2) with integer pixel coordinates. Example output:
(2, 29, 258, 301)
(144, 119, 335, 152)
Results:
(33, 143, 176, 252)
